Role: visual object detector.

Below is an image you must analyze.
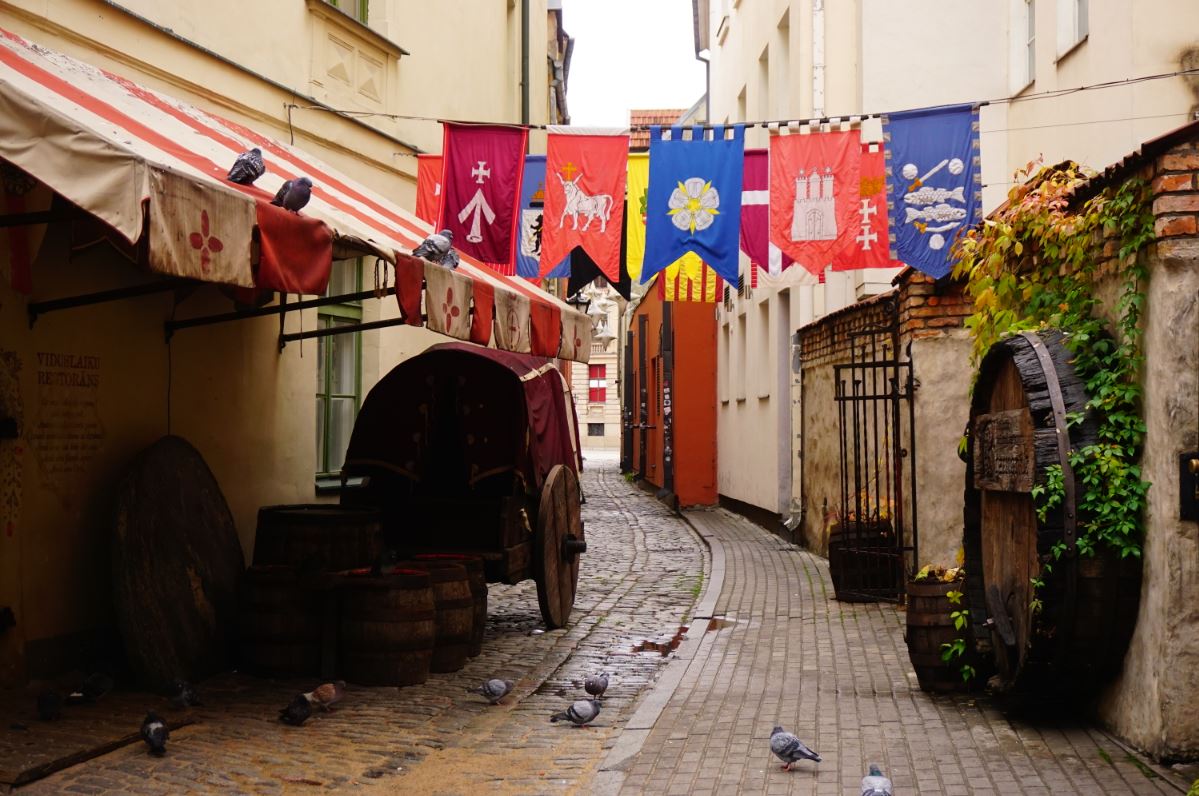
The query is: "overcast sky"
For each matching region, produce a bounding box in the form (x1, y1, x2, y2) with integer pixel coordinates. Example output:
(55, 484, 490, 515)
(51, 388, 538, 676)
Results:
(563, 0, 706, 127)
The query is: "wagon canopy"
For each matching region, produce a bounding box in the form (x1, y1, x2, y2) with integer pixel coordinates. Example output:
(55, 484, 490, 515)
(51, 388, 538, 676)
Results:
(343, 343, 581, 492)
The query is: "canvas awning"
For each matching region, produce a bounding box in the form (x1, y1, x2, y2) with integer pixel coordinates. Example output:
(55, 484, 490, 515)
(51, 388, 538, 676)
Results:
(0, 27, 591, 362)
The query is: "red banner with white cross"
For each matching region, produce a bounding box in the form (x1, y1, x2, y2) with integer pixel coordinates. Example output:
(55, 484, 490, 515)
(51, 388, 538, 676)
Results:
(831, 141, 904, 271)
(541, 126, 628, 281)
(415, 154, 443, 226)
(438, 123, 527, 274)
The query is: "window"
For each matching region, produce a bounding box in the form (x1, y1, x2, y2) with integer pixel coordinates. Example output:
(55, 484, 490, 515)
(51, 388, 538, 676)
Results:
(316, 259, 362, 476)
(588, 364, 607, 404)
(1056, 0, 1087, 57)
(587, 423, 605, 437)
(1026, 0, 1036, 85)
(327, 0, 367, 23)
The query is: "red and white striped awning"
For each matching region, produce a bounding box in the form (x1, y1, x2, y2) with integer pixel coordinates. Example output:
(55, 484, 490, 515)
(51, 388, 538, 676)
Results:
(0, 27, 591, 362)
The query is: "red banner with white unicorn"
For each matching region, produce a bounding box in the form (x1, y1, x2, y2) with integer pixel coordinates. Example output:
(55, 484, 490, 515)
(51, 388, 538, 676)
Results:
(540, 126, 628, 281)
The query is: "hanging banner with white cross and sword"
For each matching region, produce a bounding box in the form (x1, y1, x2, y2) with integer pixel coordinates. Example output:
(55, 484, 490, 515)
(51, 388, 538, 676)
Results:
(439, 122, 528, 274)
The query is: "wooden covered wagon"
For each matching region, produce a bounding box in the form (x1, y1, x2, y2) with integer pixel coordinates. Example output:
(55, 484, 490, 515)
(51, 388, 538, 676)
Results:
(339, 342, 588, 629)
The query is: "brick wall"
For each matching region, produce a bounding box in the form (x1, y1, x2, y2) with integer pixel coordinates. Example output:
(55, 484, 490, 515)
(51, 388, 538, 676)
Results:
(895, 270, 973, 342)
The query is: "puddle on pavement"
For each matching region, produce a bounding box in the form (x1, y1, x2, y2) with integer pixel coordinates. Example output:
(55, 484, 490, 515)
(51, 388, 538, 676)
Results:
(632, 625, 688, 656)
(705, 617, 734, 631)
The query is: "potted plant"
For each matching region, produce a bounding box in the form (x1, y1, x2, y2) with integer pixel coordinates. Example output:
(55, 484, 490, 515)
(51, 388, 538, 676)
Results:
(905, 563, 979, 692)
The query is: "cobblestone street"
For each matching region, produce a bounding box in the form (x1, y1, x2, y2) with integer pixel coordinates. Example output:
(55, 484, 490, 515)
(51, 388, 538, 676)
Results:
(17, 452, 706, 794)
(11, 457, 1194, 795)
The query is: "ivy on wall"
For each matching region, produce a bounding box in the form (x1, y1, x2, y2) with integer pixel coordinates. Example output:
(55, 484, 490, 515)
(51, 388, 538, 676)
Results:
(952, 161, 1153, 561)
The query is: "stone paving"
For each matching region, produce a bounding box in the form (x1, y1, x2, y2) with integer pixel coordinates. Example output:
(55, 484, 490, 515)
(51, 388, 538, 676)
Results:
(15, 452, 708, 794)
(597, 508, 1191, 796)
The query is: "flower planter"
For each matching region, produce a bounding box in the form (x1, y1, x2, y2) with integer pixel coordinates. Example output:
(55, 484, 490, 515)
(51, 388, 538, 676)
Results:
(905, 578, 971, 692)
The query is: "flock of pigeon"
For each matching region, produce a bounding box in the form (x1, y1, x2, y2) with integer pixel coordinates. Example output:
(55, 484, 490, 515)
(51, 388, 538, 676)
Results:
(226, 146, 462, 270)
(225, 147, 313, 213)
(768, 726, 894, 794)
(466, 670, 609, 730)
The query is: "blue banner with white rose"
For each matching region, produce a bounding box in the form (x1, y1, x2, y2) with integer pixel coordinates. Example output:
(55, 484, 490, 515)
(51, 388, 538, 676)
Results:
(516, 156, 571, 278)
(641, 125, 745, 284)
(883, 104, 981, 278)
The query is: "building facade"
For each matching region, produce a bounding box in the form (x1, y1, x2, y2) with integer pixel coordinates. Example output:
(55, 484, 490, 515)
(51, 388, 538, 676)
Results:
(696, 0, 1199, 523)
(0, 0, 571, 684)
(569, 282, 624, 451)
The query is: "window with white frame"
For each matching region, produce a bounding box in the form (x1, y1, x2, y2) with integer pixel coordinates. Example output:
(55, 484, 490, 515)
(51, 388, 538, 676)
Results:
(588, 364, 607, 404)
(327, 0, 368, 23)
(1056, 0, 1087, 58)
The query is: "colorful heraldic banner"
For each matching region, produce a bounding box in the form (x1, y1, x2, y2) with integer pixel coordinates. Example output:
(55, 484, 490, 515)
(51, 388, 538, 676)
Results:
(415, 154, 443, 226)
(516, 155, 570, 279)
(625, 153, 705, 285)
(833, 142, 904, 271)
(147, 166, 254, 287)
(769, 127, 862, 276)
(883, 104, 981, 278)
(541, 126, 628, 281)
(741, 149, 794, 280)
(641, 125, 745, 284)
(438, 123, 528, 274)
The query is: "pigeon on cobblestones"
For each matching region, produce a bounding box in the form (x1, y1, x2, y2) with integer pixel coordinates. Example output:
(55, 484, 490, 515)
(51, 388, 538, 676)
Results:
(584, 672, 609, 700)
(550, 699, 601, 728)
(770, 725, 821, 771)
(861, 763, 893, 796)
(469, 679, 514, 704)
(279, 694, 312, 726)
(271, 176, 313, 213)
(140, 711, 168, 756)
(303, 681, 345, 711)
(68, 671, 113, 703)
(35, 689, 62, 720)
(226, 147, 265, 186)
(168, 679, 201, 709)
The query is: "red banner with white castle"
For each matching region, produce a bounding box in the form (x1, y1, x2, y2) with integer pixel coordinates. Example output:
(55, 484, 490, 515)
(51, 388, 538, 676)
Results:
(769, 128, 861, 276)
(540, 127, 628, 281)
(832, 141, 903, 271)
(439, 123, 527, 274)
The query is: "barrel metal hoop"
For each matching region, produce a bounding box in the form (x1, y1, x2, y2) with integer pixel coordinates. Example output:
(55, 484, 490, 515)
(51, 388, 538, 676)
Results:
(1019, 331, 1077, 552)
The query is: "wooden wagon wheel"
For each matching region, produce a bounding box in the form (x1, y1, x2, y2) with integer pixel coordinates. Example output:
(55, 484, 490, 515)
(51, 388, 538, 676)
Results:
(535, 464, 587, 628)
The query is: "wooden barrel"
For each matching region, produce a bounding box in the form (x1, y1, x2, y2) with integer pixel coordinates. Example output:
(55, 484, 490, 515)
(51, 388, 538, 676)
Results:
(252, 504, 382, 572)
(238, 566, 323, 677)
(906, 580, 966, 692)
(827, 521, 902, 603)
(339, 569, 436, 686)
(414, 554, 488, 657)
(398, 560, 474, 673)
(963, 330, 1142, 695)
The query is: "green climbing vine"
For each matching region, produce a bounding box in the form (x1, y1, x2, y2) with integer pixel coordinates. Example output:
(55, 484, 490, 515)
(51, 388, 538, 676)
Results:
(953, 160, 1153, 562)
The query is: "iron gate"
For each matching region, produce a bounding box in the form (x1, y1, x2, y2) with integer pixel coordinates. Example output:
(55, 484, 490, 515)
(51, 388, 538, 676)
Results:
(831, 310, 918, 602)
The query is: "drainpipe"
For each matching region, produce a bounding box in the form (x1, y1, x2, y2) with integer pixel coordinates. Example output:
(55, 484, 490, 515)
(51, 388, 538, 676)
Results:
(697, 49, 711, 122)
(811, 0, 825, 117)
(521, 0, 530, 126)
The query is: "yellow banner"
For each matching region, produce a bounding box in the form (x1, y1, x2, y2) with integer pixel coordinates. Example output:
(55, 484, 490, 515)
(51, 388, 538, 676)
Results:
(626, 152, 705, 287)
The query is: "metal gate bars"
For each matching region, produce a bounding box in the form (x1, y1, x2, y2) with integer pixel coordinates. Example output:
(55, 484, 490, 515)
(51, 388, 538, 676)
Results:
(831, 309, 918, 602)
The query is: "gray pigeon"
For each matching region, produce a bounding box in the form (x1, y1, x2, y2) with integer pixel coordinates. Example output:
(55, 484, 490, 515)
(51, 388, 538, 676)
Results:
(68, 671, 113, 703)
(550, 698, 601, 727)
(140, 711, 168, 756)
(370, 549, 400, 577)
(770, 725, 821, 771)
(861, 763, 893, 796)
(584, 672, 609, 699)
(469, 678, 514, 704)
(271, 177, 313, 213)
(226, 147, 265, 185)
(167, 679, 201, 709)
(412, 229, 458, 268)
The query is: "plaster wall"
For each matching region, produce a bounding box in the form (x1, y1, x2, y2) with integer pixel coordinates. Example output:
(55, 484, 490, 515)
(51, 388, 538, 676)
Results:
(1096, 237, 1199, 760)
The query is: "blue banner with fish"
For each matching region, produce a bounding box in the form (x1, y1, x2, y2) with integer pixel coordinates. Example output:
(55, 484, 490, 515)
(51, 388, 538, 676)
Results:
(883, 104, 981, 278)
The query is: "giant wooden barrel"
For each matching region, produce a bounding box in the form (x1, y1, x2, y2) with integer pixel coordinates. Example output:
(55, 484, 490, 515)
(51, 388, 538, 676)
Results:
(963, 330, 1142, 696)
(238, 566, 323, 677)
(340, 569, 436, 686)
(413, 554, 488, 657)
(252, 505, 382, 572)
(399, 560, 474, 673)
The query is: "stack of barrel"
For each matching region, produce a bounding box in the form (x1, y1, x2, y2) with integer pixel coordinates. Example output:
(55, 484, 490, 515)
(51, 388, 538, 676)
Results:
(237, 505, 488, 686)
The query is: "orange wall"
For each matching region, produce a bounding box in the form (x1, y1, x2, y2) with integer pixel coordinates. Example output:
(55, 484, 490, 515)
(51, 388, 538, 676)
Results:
(628, 290, 717, 506)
